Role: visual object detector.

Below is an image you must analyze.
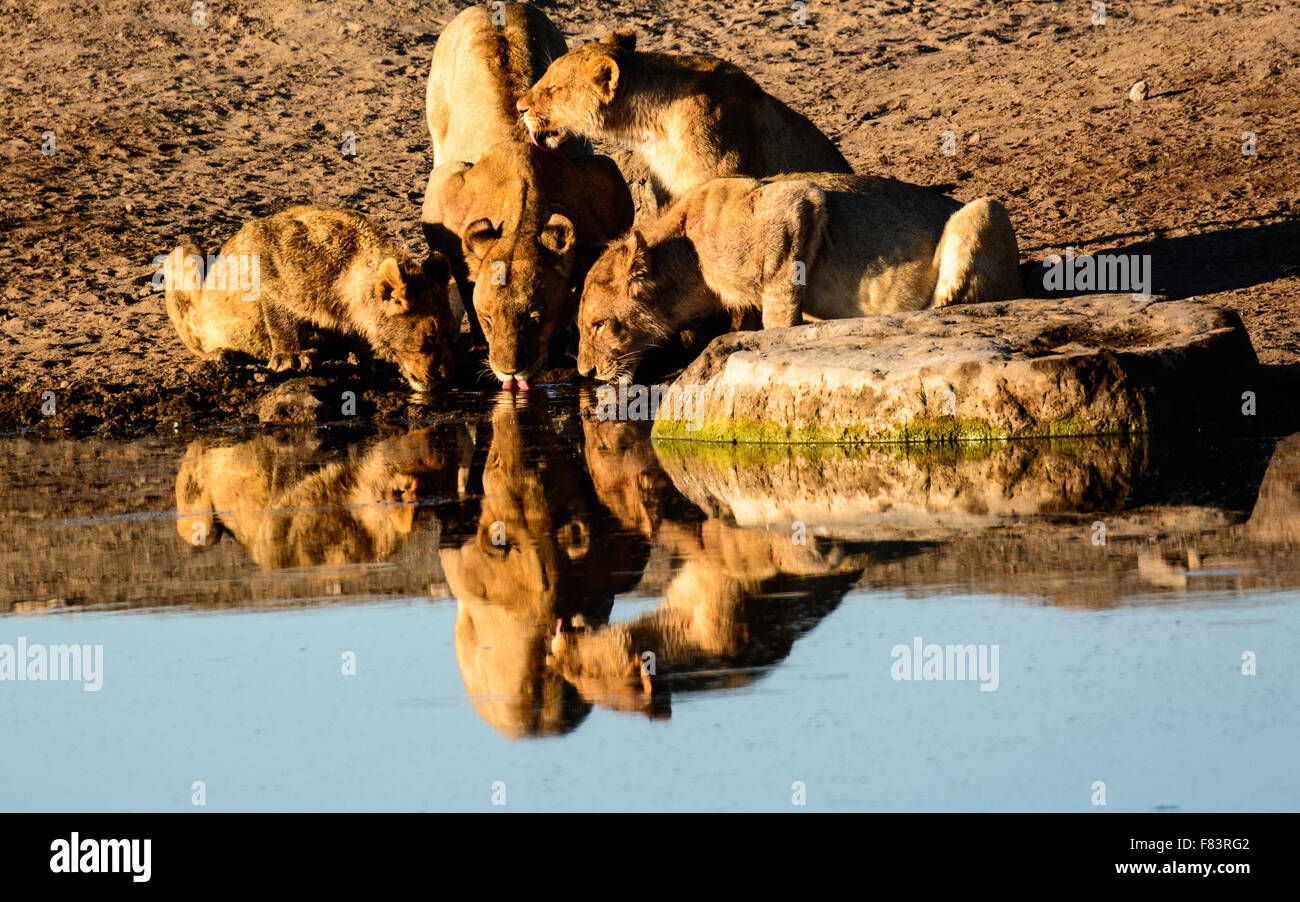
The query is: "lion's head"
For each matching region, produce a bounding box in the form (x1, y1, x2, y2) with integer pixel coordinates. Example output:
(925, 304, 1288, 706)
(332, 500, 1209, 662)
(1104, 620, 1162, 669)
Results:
(576, 230, 675, 381)
(438, 397, 651, 736)
(423, 141, 633, 388)
(367, 254, 457, 391)
(516, 30, 637, 150)
(463, 207, 577, 385)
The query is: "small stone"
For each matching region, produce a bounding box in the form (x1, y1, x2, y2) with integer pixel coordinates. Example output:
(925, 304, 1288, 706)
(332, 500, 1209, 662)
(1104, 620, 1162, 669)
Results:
(1129, 80, 1149, 102)
(255, 378, 329, 424)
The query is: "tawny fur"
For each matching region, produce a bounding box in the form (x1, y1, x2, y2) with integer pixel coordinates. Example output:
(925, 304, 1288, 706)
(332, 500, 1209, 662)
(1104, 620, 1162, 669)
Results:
(421, 4, 631, 383)
(422, 141, 632, 382)
(517, 30, 853, 200)
(164, 206, 456, 389)
(425, 2, 573, 166)
(439, 400, 649, 737)
(174, 427, 458, 569)
(576, 173, 1025, 381)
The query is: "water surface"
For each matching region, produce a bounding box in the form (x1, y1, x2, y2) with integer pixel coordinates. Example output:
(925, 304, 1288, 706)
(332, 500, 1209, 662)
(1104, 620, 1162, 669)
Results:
(2, 389, 1297, 811)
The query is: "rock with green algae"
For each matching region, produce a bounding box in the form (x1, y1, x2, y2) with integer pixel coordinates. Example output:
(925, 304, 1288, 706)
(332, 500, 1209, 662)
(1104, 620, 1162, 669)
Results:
(649, 294, 1259, 444)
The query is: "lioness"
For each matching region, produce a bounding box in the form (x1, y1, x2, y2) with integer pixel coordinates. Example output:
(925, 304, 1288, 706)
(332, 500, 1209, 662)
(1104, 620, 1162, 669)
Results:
(164, 206, 456, 390)
(421, 4, 633, 390)
(425, 2, 577, 166)
(175, 426, 459, 569)
(548, 518, 861, 716)
(438, 397, 650, 737)
(576, 174, 1024, 381)
(422, 141, 632, 389)
(516, 30, 852, 200)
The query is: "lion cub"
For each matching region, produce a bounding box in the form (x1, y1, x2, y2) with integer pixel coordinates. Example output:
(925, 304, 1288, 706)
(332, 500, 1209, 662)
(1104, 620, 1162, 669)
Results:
(576, 174, 1024, 382)
(516, 31, 852, 200)
(164, 206, 456, 390)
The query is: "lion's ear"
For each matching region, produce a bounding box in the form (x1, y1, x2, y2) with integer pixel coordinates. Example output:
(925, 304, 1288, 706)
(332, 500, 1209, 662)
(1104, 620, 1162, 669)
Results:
(374, 257, 409, 316)
(623, 230, 650, 286)
(539, 212, 575, 258)
(423, 251, 451, 284)
(598, 29, 636, 50)
(586, 54, 620, 102)
(462, 218, 501, 272)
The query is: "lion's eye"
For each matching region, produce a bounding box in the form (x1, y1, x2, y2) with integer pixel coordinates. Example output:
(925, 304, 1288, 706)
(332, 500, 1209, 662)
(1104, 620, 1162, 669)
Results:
(592, 319, 606, 333)
(480, 314, 493, 329)
(529, 310, 543, 323)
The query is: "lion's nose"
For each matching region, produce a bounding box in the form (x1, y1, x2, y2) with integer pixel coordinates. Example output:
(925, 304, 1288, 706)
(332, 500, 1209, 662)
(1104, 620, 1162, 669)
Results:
(578, 363, 595, 378)
(515, 97, 528, 113)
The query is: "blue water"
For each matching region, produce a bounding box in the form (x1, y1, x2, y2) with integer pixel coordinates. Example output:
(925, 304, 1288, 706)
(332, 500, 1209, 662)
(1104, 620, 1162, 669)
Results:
(3, 588, 1294, 812)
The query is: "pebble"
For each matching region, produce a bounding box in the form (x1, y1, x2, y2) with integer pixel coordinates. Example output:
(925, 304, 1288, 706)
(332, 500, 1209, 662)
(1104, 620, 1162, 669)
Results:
(1129, 80, 1149, 102)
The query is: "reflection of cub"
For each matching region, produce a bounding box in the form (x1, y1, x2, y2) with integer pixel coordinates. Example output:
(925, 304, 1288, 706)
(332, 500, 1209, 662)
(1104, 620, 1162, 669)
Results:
(549, 518, 860, 716)
(175, 427, 458, 569)
(164, 206, 456, 390)
(439, 398, 650, 738)
(580, 415, 674, 539)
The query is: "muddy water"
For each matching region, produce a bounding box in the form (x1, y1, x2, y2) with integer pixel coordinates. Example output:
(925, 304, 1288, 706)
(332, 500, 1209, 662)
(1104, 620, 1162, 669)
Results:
(1, 388, 1298, 811)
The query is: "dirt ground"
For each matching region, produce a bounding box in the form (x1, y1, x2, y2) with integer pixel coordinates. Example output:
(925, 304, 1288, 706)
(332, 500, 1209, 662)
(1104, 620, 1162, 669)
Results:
(2, 0, 1297, 435)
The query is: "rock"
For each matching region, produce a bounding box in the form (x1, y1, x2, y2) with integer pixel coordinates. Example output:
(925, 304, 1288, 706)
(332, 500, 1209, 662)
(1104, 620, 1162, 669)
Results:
(255, 378, 331, 424)
(656, 438, 1143, 539)
(649, 295, 1258, 444)
(654, 434, 1250, 541)
(1129, 80, 1149, 102)
(1245, 432, 1300, 543)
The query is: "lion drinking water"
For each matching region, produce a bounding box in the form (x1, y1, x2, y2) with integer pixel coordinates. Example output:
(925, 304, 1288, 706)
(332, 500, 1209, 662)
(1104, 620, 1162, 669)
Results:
(421, 4, 633, 390)
(164, 206, 456, 391)
(576, 173, 1024, 381)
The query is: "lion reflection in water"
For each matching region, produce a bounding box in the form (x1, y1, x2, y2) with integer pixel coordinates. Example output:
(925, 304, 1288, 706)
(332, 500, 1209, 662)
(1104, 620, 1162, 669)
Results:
(439, 398, 650, 738)
(559, 416, 875, 718)
(174, 426, 461, 569)
(448, 409, 881, 733)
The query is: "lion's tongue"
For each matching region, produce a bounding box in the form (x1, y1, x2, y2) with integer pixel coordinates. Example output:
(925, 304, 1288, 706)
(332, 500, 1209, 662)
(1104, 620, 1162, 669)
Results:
(501, 377, 517, 391)
(516, 378, 531, 391)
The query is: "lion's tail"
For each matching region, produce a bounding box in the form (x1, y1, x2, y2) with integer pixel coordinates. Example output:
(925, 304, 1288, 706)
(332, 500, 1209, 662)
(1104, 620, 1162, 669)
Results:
(931, 197, 1024, 307)
(163, 242, 208, 355)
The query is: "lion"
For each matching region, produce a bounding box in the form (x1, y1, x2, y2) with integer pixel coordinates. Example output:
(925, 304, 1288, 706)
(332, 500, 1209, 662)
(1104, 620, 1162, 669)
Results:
(576, 173, 1024, 381)
(580, 415, 673, 540)
(422, 141, 632, 389)
(548, 517, 863, 717)
(437, 396, 652, 736)
(516, 30, 852, 201)
(164, 206, 456, 391)
(421, 4, 633, 390)
(425, 2, 579, 167)
(174, 426, 460, 570)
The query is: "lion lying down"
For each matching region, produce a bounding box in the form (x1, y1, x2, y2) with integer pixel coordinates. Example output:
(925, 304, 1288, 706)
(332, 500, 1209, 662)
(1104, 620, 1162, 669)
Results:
(576, 173, 1024, 381)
